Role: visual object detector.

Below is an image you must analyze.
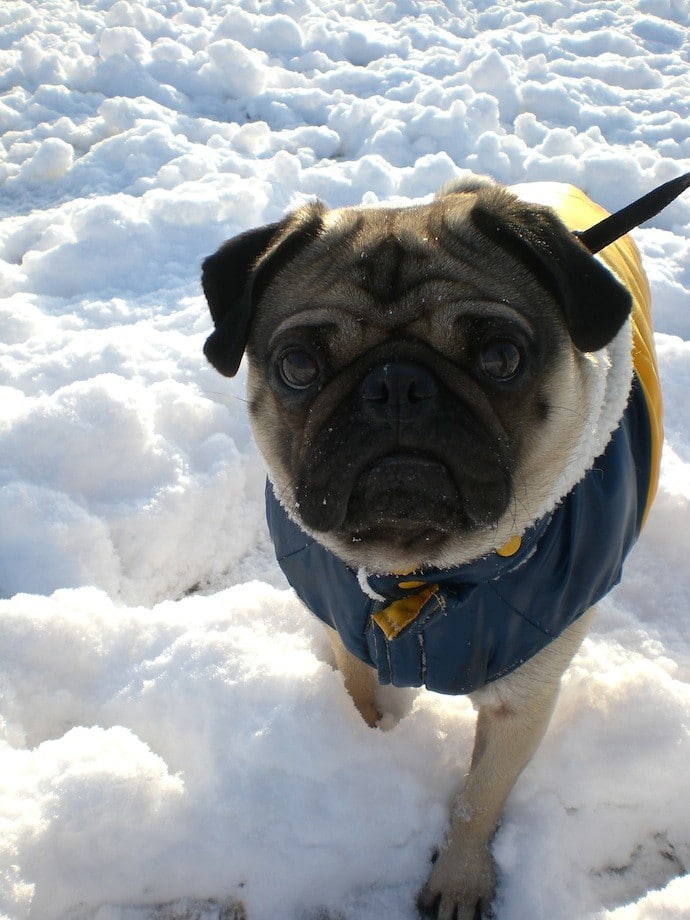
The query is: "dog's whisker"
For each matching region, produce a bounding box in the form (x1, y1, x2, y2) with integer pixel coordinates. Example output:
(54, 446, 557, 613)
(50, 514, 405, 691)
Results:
(200, 389, 251, 406)
(546, 403, 587, 422)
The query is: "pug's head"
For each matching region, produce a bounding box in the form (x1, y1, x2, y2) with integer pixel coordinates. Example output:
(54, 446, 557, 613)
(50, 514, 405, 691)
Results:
(202, 180, 632, 573)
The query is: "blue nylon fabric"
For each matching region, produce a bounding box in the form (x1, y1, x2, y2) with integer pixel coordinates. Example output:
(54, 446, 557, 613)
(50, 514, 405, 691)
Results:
(266, 375, 653, 695)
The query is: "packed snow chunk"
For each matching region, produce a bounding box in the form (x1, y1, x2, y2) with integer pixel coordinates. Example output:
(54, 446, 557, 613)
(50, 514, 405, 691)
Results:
(656, 334, 690, 463)
(466, 50, 520, 124)
(8, 725, 184, 920)
(19, 138, 74, 183)
(637, 0, 690, 23)
(200, 41, 267, 99)
(99, 26, 152, 63)
(20, 195, 200, 298)
(215, 9, 304, 57)
(105, 0, 172, 41)
(0, 372, 267, 602)
(70, 119, 191, 198)
(154, 150, 219, 188)
(639, 232, 690, 338)
(253, 13, 304, 57)
(603, 874, 690, 919)
(397, 152, 460, 198)
(519, 79, 585, 127)
(0, 482, 121, 600)
(341, 24, 411, 66)
(0, 359, 263, 601)
(514, 112, 550, 146)
(0, 376, 178, 504)
(0, 295, 44, 346)
(16, 38, 66, 88)
(632, 16, 686, 49)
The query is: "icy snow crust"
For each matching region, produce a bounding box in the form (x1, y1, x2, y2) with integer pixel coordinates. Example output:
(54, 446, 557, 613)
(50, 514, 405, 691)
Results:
(1, 1, 689, 918)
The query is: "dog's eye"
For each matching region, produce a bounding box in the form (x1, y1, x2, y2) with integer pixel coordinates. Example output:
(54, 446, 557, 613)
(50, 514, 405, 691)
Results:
(278, 348, 320, 389)
(479, 339, 522, 381)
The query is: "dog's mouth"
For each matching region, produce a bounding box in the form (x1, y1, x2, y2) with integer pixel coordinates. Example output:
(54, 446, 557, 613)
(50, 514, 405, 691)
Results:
(340, 451, 514, 561)
(295, 441, 512, 552)
(344, 454, 461, 540)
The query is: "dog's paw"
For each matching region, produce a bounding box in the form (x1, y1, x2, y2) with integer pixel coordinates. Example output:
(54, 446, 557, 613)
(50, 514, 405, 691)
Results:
(358, 700, 382, 728)
(416, 844, 495, 920)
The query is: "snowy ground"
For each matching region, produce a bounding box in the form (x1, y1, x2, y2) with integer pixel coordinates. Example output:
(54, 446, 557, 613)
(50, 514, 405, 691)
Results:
(1, 1, 689, 918)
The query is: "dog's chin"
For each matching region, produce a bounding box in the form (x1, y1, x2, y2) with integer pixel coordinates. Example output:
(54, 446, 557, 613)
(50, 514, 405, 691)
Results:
(347, 523, 451, 566)
(284, 448, 515, 573)
(320, 454, 501, 570)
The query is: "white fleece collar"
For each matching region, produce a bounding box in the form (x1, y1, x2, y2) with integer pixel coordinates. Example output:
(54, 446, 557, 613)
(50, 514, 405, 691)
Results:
(531, 316, 634, 523)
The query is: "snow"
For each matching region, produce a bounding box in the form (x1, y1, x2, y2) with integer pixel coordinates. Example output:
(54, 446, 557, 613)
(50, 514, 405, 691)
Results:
(0, 1, 689, 918)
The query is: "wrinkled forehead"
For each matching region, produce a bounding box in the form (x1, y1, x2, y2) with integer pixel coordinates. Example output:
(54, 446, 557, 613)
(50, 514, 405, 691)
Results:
(259, 195, 504, 314)
(319, 195, 476, 255)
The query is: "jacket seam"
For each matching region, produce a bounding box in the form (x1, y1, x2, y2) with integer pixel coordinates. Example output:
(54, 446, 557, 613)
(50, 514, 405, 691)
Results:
(485, 581, 557, 637)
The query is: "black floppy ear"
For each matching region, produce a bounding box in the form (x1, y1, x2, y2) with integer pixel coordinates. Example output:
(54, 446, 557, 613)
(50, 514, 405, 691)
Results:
(202, 221, 284, 378)
(471, 196, 632, 353)
(202, 203, 326, 377)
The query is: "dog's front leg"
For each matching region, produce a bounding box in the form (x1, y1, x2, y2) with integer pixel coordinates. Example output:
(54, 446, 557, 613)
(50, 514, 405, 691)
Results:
(417, 686, 559, 919)
(417, 613, 593, 920)
(327, 627, 380, 727)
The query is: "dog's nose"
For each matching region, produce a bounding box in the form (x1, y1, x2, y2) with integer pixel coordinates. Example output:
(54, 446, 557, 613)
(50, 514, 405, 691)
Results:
(360, 362, 437, 424)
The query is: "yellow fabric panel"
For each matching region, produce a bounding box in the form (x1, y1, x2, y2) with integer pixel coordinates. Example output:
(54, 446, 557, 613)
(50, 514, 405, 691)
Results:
(371, 584, 440, 640)
(495, 534, 522, 557)
(543, 185, 663, 525)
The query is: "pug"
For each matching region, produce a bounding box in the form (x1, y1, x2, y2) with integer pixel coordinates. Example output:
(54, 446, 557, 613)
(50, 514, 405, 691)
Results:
(201, 174, 687, 919)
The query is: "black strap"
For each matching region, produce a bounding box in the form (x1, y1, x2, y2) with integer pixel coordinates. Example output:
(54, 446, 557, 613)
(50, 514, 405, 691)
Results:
(576, 172, 690, 254)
